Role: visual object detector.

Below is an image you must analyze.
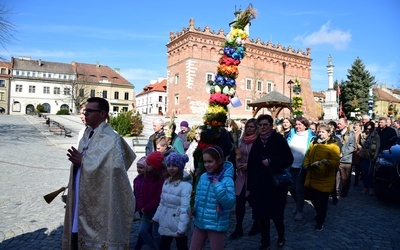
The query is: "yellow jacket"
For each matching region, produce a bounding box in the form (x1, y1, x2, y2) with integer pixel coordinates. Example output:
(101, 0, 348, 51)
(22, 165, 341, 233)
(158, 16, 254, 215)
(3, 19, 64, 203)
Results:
(303, 138, 340, 193)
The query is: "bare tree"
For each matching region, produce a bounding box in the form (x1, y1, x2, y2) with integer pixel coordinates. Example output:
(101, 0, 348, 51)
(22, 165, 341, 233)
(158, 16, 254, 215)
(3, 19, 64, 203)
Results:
(0, 4, 16, 61)
(73, 72, 92, 113)
(249, 62, 264, 100)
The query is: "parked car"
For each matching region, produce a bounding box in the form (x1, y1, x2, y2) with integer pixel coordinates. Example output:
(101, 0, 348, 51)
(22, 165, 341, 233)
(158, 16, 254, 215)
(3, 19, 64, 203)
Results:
(374, 142, 400, 201)
(0, 107, 5, 113)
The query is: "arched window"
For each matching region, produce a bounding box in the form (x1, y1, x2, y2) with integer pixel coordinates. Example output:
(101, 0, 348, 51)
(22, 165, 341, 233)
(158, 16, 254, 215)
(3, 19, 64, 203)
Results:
(12, 101, 21, 112)
(26, 104, 34, 114)
(42, 103, 51, 113)
(60, 104, 69, 110)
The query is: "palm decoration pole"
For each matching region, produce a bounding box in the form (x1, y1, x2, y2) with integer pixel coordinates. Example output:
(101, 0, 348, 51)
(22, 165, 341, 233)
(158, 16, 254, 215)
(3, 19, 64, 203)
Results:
(190, 5, 257, 212)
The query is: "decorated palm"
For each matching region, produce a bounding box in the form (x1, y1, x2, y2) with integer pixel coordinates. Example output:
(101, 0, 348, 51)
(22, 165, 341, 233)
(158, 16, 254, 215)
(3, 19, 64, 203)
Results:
(190, 5, 257, 212)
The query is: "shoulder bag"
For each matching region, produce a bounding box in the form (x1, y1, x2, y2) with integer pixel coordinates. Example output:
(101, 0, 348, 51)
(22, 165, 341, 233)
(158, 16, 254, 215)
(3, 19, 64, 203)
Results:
(270, 168, 293, 188)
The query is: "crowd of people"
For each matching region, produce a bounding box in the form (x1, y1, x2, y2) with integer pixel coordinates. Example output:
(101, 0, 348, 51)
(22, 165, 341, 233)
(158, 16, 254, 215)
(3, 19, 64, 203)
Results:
(64, 98, 399, 250)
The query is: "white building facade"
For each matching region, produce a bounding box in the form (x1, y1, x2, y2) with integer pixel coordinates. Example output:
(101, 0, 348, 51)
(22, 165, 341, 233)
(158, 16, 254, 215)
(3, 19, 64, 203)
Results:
(10, 57, 75, 115)
(135, 78, 167, 115)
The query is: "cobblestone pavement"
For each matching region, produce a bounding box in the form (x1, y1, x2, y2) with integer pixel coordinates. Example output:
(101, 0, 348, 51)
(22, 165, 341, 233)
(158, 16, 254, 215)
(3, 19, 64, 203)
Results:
(0, 115, 399, 250)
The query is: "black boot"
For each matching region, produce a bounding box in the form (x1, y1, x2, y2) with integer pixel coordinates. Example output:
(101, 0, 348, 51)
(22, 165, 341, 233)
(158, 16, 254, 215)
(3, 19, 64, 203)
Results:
(229, 225, 243, 240)
(248, 221, 260, 236)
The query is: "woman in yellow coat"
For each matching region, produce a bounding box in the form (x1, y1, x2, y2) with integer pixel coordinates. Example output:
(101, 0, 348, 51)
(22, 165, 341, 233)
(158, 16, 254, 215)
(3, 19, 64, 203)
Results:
(303, 124, 340, 231)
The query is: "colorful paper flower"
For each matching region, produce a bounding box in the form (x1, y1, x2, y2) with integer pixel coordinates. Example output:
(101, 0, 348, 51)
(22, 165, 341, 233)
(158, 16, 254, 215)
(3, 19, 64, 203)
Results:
(217, 64, 239, 79)
(209, 93, 231, 106)
(218, 55, 241, 66)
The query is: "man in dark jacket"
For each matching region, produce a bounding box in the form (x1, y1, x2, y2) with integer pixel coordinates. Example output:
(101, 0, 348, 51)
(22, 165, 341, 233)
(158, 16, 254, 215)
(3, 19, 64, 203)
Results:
(145, 118, 165, 155)
(177, 120, 191, 152)
(378, 117, 398, 151)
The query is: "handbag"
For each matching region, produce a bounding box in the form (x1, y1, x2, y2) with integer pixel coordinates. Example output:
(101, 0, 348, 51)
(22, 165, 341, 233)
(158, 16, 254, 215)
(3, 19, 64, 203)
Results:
(352, 150, 361, 165)
(271, 168, 293, 188)
(356, 148, 369, 159)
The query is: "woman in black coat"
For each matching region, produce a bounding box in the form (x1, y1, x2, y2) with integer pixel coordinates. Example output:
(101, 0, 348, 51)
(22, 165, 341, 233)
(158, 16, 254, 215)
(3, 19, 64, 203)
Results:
(247, 114, 294, 249)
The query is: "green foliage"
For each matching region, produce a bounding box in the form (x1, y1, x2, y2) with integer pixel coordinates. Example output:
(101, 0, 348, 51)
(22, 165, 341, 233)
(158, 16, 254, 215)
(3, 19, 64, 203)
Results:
(339, 57, 376, 119)
(36, 104, 45, 112)
(56, 109, 70, 115)
(129, 112, 144, 136)
(109, 111, 144, 137)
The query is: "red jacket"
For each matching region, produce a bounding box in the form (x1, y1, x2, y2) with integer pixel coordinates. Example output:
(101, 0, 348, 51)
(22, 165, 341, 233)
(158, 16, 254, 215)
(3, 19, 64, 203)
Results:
(136, 173, 165, 214)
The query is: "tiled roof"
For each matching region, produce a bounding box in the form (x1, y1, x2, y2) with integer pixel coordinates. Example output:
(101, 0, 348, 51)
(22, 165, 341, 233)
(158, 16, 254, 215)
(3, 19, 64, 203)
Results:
(74, 62, 132, 86)
(374, 88, 400, 102)
(388, 88, 400, 95)
(313, 91, 325, 98)
(0, 61, 11, 76)
(12, 57, 74, 74)
(249, 90, 290, 105)
(136, 79, 167, 96)
(0, 61, 11, 68)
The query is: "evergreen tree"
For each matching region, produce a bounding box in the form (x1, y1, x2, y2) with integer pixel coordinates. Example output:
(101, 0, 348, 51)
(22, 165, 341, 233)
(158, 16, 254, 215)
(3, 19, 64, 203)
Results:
(339, 57, 376, 119)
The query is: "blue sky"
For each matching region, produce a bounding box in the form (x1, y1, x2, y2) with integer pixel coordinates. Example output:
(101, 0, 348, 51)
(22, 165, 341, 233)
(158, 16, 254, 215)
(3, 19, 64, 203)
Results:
(2, 0, 399, 93)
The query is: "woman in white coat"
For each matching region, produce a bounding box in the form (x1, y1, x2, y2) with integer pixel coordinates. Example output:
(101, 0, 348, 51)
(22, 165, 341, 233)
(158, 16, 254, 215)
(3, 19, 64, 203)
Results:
(152, 152, 192, 250)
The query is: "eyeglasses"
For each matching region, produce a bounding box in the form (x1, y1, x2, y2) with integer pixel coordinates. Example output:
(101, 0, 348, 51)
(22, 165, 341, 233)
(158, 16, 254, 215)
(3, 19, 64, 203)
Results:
(259, 123, 270, 127)
(83, 109, 102, 115)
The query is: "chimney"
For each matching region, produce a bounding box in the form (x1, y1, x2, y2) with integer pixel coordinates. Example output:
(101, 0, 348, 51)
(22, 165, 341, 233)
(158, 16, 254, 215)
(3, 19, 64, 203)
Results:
(38, 59, 42, 66)
(114, 68, 120, 74)
(19, 56, 31, 60)
(96, 61, 100, 68)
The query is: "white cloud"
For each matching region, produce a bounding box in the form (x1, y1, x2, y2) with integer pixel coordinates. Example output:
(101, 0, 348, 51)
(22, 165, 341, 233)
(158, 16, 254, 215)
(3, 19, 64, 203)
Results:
(8, 48, 79, 59)
(21, 24, 165, 41)
(295, 21, 351, 50)
(120, 68, 166, 91)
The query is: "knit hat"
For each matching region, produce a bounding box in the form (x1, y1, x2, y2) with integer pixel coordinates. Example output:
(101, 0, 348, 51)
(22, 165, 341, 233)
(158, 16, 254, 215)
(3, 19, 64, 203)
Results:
(137, 156, 147, 167)
(180, 121, 189, 128)
(146, 151, 164, 169)
(165, 152, 189, 170)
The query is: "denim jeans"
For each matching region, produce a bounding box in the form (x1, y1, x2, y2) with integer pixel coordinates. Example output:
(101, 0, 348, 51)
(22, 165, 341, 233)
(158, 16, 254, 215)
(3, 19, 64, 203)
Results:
(137, 212, 160, 249)
(360, 158, 374, 189)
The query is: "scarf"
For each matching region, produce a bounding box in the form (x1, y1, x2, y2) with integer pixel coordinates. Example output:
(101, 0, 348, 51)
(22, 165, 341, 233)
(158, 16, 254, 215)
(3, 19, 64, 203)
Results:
(206, 167, 226, 214)
(259, 129, 274, 144)
(317, 138, 328, 144)
(207, 167, 226, 183)
(242, 133, 257, 144)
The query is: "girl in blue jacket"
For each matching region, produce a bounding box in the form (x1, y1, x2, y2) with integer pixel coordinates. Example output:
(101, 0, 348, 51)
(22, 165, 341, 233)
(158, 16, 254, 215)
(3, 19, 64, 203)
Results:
(189, 146, 236, 250)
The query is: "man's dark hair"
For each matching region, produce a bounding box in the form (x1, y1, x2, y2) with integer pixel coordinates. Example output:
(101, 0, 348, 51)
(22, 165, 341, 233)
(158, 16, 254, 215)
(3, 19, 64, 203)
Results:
(87, 97, 110, 113)
(363, 121, 375, 131)
(328, 120, 337, 129)
(257, 114, 273, 125)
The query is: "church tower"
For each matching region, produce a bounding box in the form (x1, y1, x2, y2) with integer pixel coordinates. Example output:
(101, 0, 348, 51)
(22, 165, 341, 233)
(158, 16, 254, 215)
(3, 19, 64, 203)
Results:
(323, 55, 339, 120)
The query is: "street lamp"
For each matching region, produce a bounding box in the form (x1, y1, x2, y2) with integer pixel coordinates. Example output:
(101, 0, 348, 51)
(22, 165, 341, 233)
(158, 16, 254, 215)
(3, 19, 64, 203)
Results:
(287, 79, 294, 118)
(282, 62, 286, 117)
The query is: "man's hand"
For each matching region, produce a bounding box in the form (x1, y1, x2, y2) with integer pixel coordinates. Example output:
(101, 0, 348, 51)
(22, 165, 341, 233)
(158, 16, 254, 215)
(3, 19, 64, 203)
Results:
(262, 158, 270, 167)
(67, 147, 83, 167)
